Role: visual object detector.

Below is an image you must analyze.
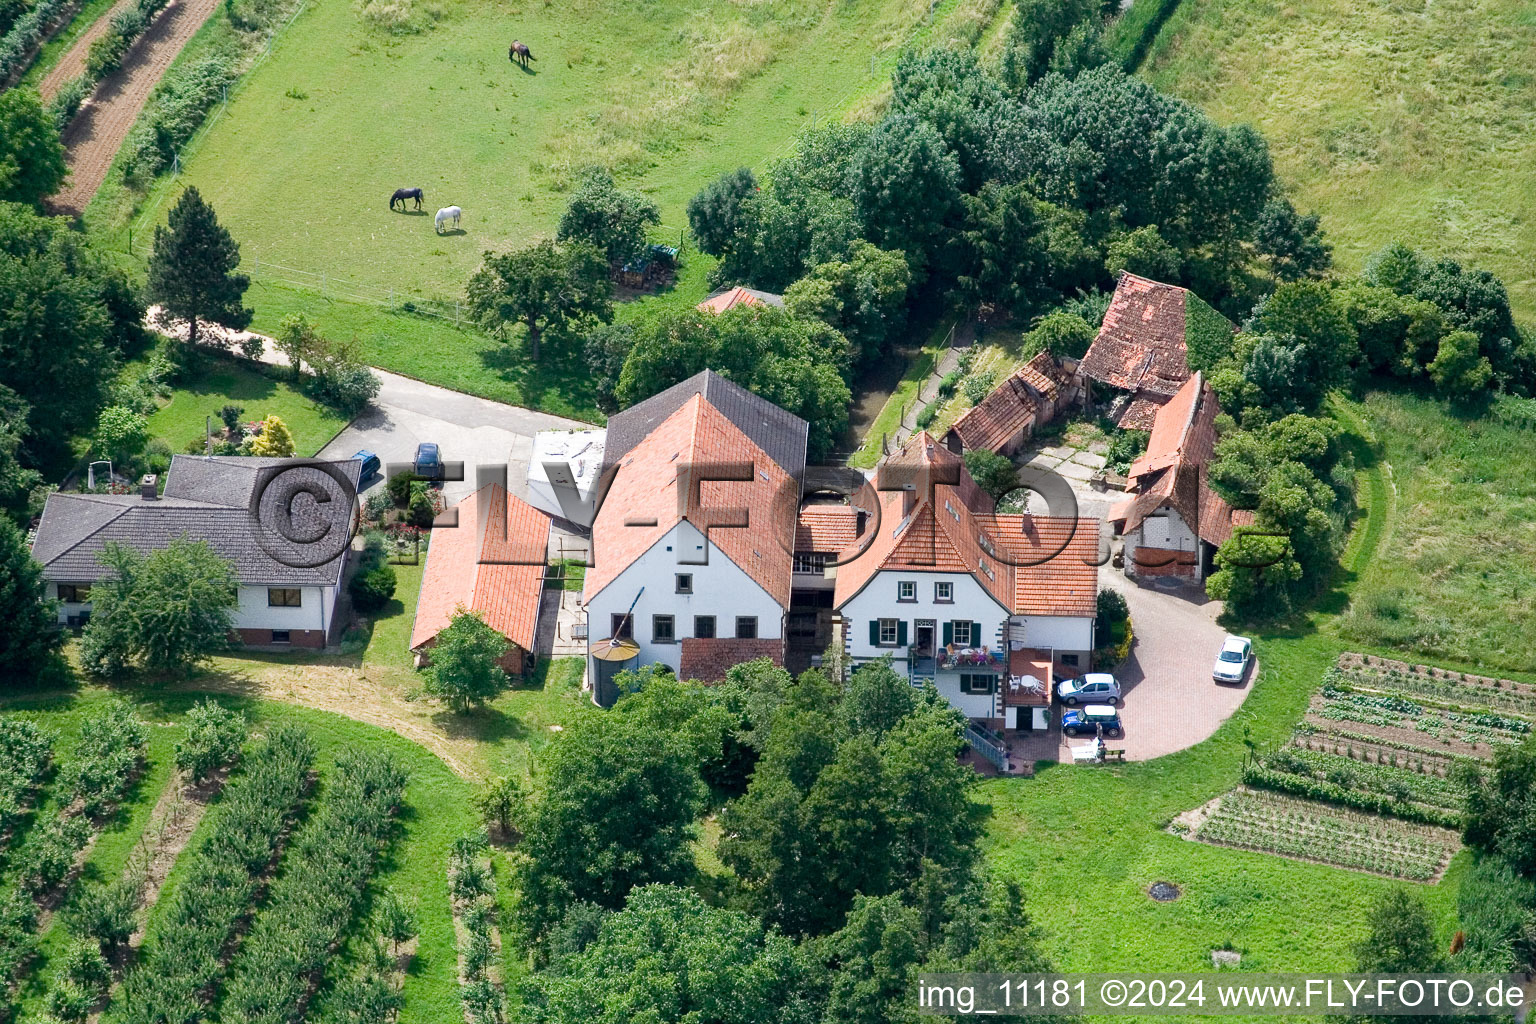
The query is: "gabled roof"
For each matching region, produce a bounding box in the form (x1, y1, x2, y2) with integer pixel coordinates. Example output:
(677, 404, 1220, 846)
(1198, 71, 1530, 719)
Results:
(587, 393, 799, 607)
(31, 456, 361, 587)
(795, 505, 863, 554)
(946, 375, 1037, 453)
(1081, 273, 1197, 399)
(602, 369, 808, 483)
(1108, 374, 1246, 547)
(697, 287, 784, 314)
(410, 483, 551, 652)
(1016, 350, 1072, 402)
(833, 433, 1098, 618)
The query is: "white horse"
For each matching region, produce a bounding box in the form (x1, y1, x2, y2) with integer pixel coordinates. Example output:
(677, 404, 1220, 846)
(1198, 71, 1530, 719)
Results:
(434, 206, 462, 233)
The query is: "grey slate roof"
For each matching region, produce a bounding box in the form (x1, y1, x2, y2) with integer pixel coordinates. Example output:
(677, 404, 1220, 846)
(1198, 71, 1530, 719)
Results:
(31, 456, 362, 587)
(601, 369, 809, 481)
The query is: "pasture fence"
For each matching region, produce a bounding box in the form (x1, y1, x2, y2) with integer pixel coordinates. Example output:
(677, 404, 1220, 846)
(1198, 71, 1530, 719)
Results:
(126, 0, 311, 243)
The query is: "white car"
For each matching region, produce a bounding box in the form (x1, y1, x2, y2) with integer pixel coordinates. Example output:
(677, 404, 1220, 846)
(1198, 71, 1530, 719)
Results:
(1213, 636, 1252, 683)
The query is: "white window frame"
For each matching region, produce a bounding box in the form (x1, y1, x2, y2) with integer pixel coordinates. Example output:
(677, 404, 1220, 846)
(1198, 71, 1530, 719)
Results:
(897, 580, 916, 602)
(878, 618, 899, 645)
(952, 620, 974, 647)
(934, 581, 953, 603)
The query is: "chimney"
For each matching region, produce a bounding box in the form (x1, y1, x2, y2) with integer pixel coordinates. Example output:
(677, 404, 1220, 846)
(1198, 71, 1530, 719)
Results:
(140, 474, 158, 500)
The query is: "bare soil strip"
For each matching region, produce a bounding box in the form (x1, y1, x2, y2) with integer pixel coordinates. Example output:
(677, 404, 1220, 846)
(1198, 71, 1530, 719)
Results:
(36, 0, 136, 100)
(50, 0, 221, 214)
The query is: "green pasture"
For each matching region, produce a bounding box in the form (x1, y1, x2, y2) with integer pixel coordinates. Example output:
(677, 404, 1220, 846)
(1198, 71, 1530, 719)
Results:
(1143, 0, 1536, 322)
(88, 0, 966, 300)
(1340, 388, 1536, 674)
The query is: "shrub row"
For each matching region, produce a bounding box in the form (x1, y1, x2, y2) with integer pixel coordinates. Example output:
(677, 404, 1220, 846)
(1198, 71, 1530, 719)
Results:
(172, 698, 247, 785)
(61, 701, 148, 819)
(107, 726, 317, 1024)
(0, 721, 52, 851)
(0, 704, 147, 1022)
(1241, 764, 1463, 829)
(46, 0, 169, 125)
(120, 54, 235, 182)
(449, 832, 503, 1024)
(0, 0, 34, 50)
(218, 750, 407, 1024)
(0, 0, 69, 83)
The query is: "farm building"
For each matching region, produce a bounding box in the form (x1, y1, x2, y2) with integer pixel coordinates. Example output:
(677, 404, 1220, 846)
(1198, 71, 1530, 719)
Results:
(1107, 373, 1253, 582)
(829, 432, 1100, 732)
(696, 286, 784, 314)
(410, 482, 552, 675)
(1080, 272, 1233, 430)
(614, 244, 679, 290)
(30, 456, 362, 647)
(943, 351, 1084, 457)
(584, 370, 805, 702)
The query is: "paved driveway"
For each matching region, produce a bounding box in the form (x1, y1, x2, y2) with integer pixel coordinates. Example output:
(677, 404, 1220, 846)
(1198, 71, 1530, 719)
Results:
(317, 369, 589, 507)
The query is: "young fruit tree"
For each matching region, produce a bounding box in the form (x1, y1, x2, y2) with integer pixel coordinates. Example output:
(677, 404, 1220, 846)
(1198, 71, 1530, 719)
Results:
(424, 610, 510, 713)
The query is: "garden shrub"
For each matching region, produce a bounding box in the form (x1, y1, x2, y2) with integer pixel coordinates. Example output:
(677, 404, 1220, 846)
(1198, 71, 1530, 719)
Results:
(47, 75, 91, 129)
(0, 0, 71, 81)
(308, 361, 380, 415)
(936, 369, 962, 399)
(386, 471, 413, 507)
(362, 489, 393, 523)
(961, 369, 997, 404)
(121, 56, 236, 182)
(349, 564, 397, 614)
(173, 698, 247, 783)
(914, 401, 938, 430)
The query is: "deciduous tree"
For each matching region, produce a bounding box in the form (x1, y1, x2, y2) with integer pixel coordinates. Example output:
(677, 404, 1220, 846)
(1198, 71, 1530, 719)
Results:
(424, 610, 510, 712)
(557, 168, 660, 269)
(466, 239, 612, 362)
(0, 89, 67, 207)
(0, 516, 60, 680)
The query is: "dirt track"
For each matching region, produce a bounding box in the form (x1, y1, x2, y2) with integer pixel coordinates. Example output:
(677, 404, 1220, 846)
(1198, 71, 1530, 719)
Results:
(50, 0, 220, 215)
(36, 0, 136, 100)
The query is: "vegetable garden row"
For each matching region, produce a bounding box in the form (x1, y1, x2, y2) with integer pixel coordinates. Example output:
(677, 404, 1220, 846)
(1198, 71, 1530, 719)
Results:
(1192, 789, 1460, 881)
(1186, 654, 1531, 879)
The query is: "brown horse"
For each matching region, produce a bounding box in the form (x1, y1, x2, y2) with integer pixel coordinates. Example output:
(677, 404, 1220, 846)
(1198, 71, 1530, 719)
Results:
(508, 40, 535, 68)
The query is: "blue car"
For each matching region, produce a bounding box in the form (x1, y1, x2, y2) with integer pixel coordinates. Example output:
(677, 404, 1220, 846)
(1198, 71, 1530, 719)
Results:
(1061, 705, 1123, 739)
(352, 449, 381, 480)
(414, 442, 442, 480)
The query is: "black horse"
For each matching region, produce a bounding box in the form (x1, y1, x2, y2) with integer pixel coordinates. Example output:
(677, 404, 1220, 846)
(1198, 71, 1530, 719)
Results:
(390, 187, 424, 212)
(509, 40, 535, 69)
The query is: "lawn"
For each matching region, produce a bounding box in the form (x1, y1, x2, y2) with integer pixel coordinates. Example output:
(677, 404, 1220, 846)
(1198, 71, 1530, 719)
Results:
(123, 350, 351, 456)
(1339, 387, 1536, 673)
(83, 0, 988, 302)
(1141, 0, 1536, 322)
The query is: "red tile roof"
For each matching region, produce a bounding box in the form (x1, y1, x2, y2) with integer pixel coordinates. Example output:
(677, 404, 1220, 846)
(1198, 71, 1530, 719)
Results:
(697, 287, 782, 314)
(795, 505, 863, 554)
(679, 638, 784, 682)
(1081, 273, 1195, 398)
(1106, 374, 1248, 548)
(587, 393, 798, 608)
(410, 483, 550, 653)
(947, 375, 1038, 453)
(834, 433, 1098, 618)
(1017, 350, 1071, 402)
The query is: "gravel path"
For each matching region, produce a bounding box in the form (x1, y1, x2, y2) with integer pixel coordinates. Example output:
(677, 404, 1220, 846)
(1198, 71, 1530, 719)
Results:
(36, 0, 137, 100)
(50, 0, 220, 214)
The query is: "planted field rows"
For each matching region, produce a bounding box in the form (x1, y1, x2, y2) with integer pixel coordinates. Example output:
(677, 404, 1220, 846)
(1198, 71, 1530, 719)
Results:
(1334, 652, 1536, 719)
(1192, 789, 1459, 882)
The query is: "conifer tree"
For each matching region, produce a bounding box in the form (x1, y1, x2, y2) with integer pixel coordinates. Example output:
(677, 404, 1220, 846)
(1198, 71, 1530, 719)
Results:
(146, 187, 252, 344)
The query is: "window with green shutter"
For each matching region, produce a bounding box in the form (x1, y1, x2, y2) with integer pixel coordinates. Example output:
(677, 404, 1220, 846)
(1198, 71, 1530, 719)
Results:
(897, 620, 908, 647)
(869, 620, 880, 646)
(943, 621, 953, 647)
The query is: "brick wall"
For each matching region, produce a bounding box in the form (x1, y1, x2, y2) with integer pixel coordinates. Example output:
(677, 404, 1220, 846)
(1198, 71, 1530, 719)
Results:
(234, 628, 326, 648)
(1127, 545, 1198, 578)
(679, 638, 785, 682)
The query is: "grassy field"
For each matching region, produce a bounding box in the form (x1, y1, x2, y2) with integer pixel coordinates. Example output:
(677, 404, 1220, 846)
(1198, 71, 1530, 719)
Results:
(1142, 0, 1536, 322)
(1340, 387, 1536, 673)
(123, 350, 351, 455)
(84, 0, 976, 301)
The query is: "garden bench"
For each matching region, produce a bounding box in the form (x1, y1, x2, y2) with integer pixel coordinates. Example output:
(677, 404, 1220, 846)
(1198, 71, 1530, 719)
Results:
(1103, 748, 1126, 762)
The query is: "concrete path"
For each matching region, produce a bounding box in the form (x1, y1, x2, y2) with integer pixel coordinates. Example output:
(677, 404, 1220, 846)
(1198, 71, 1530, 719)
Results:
(149, 309, 591, 507)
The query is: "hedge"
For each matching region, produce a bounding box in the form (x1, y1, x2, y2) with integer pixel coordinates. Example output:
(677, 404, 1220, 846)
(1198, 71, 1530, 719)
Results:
(1240, 764, 1463, 829)
(218, 750, 407, 1024)
(0, 720, 52, 852)
(0, 0, 71, 83)
(120, 54, 235, 182)
(107, 727, 317, 1024)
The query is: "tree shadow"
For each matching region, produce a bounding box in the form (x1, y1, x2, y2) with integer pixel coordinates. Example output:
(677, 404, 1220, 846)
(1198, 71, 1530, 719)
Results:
(429, 705, 531, 748)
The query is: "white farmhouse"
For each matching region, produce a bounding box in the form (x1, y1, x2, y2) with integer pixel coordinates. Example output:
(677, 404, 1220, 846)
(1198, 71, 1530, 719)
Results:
(583, 371, 806, 703)
(820, 433, 1101, 732)
(31, 456, 360, 647)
